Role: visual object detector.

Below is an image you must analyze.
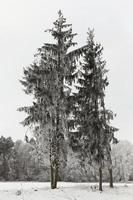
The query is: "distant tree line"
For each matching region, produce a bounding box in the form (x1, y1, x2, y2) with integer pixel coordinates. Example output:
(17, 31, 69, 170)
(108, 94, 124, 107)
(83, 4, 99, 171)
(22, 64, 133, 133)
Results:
(0, 136, 133, 184)
(17, 11, 119, 190)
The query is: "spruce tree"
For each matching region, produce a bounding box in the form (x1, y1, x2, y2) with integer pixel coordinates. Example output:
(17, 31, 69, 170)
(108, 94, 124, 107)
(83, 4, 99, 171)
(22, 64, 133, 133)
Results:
(18, 11, 85, 189)
(76, 29, 118, 191)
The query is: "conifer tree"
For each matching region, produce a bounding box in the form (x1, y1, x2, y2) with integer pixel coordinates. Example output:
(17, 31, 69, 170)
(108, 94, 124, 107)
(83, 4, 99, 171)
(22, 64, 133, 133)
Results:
(75, 29, 118, 191)
(18, 11, 85, 189)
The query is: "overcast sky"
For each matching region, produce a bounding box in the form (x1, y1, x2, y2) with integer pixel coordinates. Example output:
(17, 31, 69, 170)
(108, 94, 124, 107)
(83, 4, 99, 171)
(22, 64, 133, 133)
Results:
(0, 0, 133, 142)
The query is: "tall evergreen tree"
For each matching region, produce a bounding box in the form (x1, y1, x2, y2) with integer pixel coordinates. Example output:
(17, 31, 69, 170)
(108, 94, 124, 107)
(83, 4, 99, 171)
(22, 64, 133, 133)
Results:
(18, 11, 85, 189)
(75, 29, 118, 191)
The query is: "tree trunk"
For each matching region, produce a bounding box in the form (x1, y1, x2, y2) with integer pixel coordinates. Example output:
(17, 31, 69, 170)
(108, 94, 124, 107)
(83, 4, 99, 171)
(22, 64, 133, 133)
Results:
(107, 147, 113, 188)
(99, 167, 103, 191)
(109, 168, 113, 188)
(51, 160, 58, 189)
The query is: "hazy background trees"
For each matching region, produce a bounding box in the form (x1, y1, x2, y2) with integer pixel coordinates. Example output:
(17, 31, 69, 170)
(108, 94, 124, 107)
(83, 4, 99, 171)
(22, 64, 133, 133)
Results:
(0, 135, 132, 183)
(0, 136, 14, 180)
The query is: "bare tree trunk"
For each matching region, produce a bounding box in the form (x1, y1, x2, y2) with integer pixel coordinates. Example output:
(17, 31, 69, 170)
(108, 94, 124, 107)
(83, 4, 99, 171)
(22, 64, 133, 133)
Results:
(99, 167, 103, 191)
(51, 159, 58, 189)
(109, 168, 113, 188)
(50, 100, 60, 189)
(107, 146, 114, 188)
(50, 133, 59, 189)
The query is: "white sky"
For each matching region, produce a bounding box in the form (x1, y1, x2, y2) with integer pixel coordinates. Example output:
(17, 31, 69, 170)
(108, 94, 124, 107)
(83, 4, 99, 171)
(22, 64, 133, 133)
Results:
(0, 0, 133, 142)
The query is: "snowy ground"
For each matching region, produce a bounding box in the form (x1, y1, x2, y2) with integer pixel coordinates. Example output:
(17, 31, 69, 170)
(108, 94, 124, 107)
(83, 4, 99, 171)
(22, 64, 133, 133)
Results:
(0, 182, 133, 200)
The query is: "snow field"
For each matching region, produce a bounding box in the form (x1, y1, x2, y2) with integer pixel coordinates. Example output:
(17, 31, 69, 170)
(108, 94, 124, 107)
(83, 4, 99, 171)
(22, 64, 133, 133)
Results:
(0, 182, 132, 200)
